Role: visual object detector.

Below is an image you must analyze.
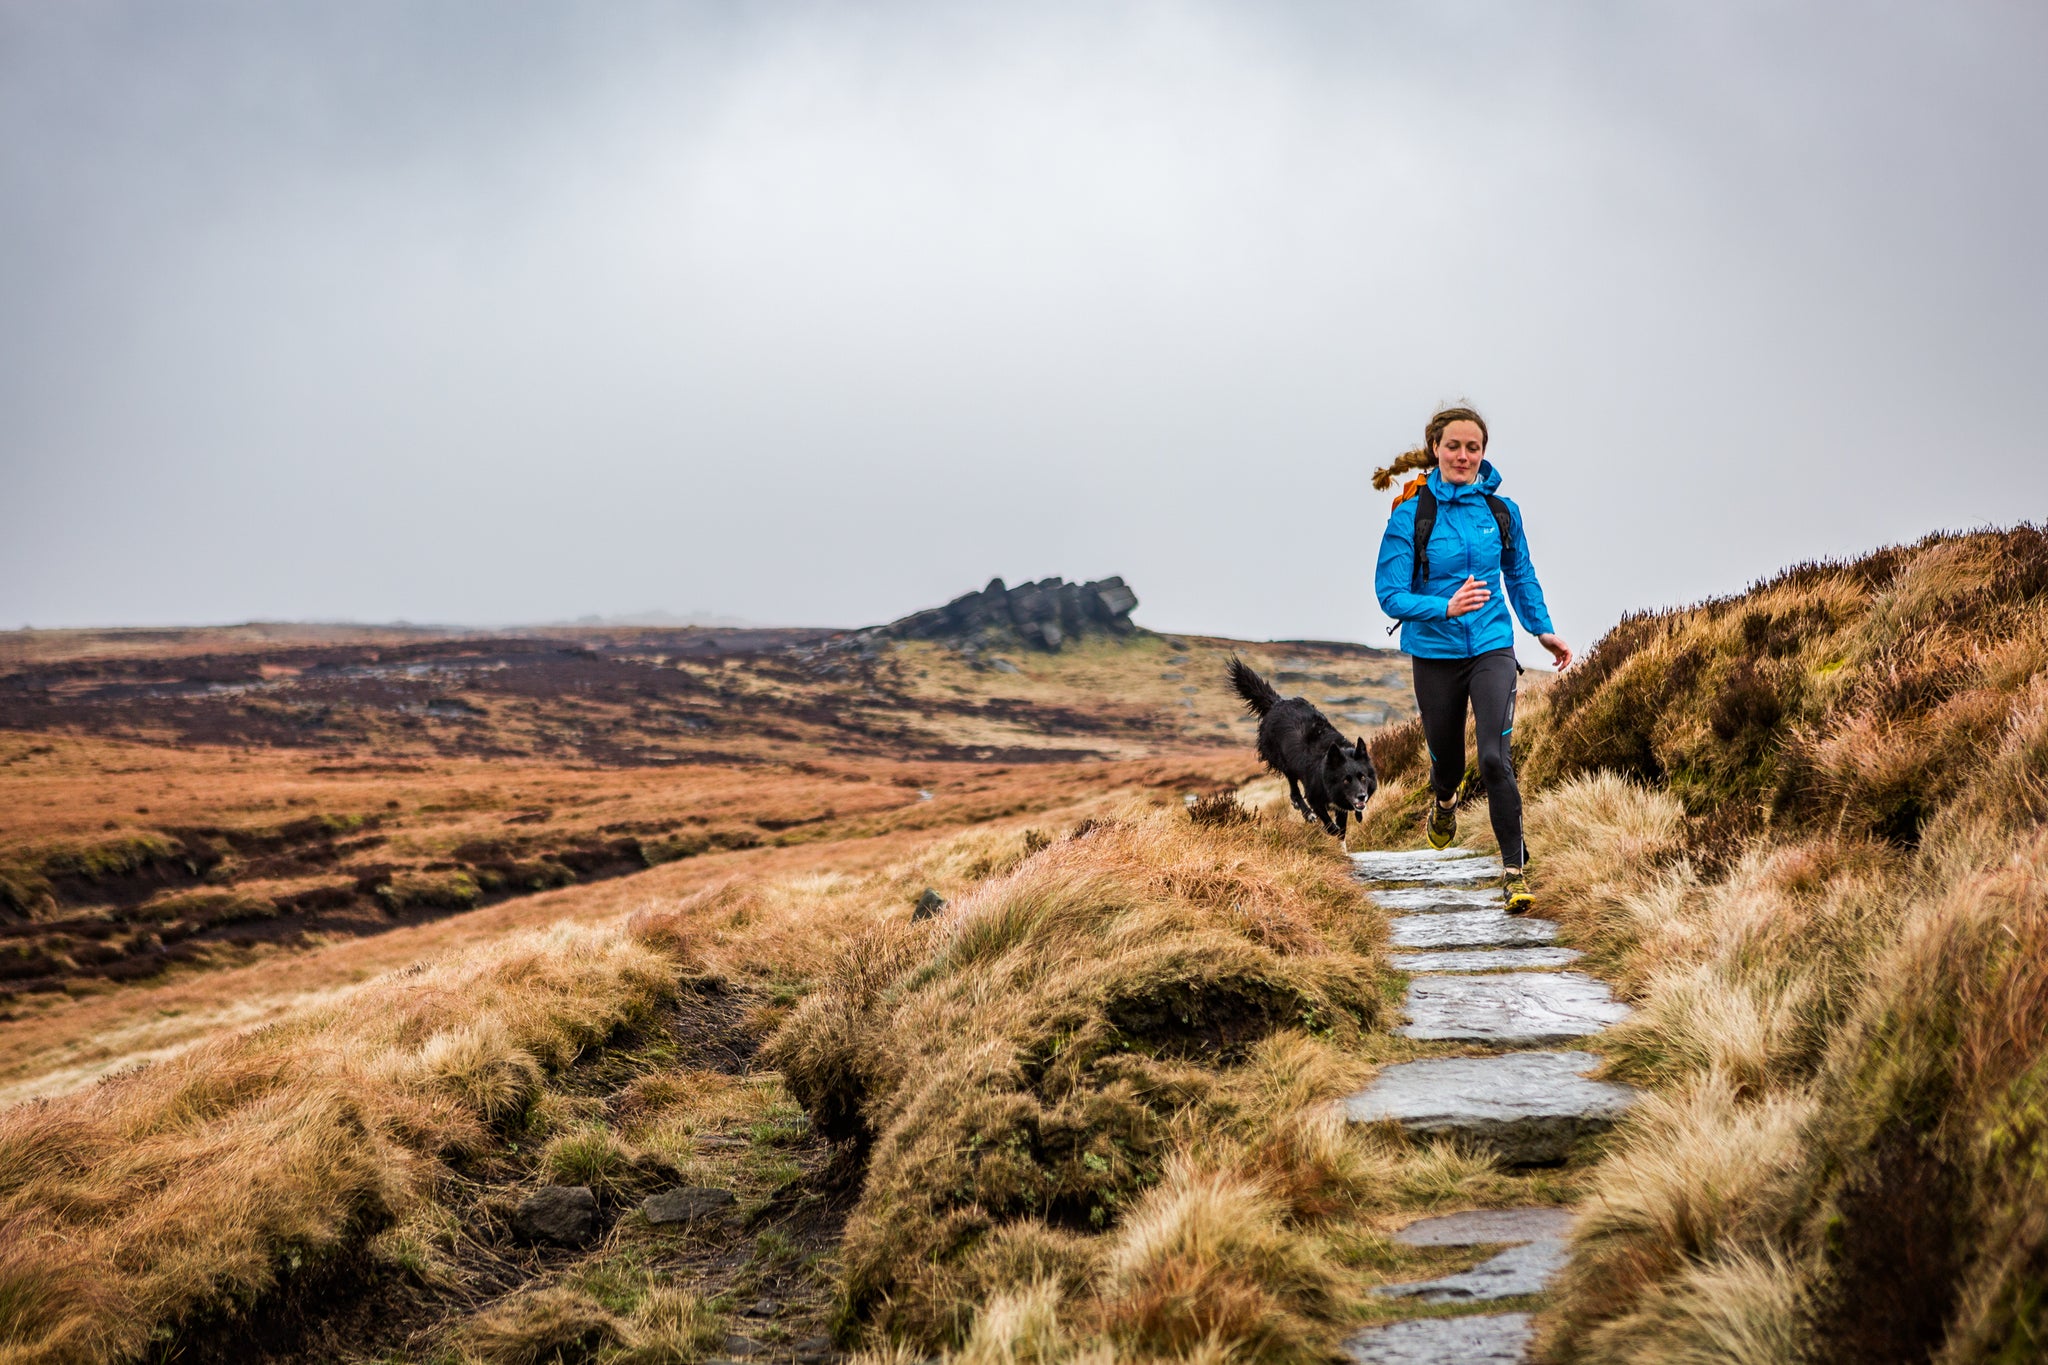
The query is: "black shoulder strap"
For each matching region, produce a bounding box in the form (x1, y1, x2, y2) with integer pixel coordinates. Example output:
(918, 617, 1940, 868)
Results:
(1409, 487, 1437, 590)
(1484, 494, 1518, 569)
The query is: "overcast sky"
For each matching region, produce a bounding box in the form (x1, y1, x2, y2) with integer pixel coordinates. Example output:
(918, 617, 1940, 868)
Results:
(4, 2, 2044, 654)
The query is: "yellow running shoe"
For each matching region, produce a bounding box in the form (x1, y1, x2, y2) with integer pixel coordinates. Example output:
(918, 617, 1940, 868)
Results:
(1426, 798, 1458, 850)
(1502, 869, 1534, 915)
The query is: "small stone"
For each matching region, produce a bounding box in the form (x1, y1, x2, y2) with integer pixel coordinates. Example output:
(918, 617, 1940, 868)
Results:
(1390, 947, 1582, 972)
(642, 1186, 738, 1225)
(1390, 910, 1557, 949)
(794, 1335, 834, 1362)
(1374, 1238, 1569, 1301)
(1399, 971, 1631, 1044)
(1343, 1312, 1535, 1364)
(512, 1184, 597, 1246)
(744, 1298, 777, 1317)
(1394, 1207, 1576, 1247)
(912, 888, 947, 921)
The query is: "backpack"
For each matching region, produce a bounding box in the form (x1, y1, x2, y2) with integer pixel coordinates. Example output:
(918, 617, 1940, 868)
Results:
(1401, 482, 1518, 590)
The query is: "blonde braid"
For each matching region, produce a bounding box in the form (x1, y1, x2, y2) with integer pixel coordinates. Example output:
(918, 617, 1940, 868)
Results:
(1370, 446, 1435, 491)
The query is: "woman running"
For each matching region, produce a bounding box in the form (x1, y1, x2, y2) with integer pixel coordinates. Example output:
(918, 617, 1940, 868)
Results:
(1373, 406, 1571, 912)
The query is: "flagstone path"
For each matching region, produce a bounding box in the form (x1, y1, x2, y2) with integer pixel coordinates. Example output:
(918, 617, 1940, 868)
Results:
(1340, 847, 1639, 1365)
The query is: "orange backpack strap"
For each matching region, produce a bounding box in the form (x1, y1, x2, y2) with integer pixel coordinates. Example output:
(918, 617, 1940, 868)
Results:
(1390, 472, 1430, 510)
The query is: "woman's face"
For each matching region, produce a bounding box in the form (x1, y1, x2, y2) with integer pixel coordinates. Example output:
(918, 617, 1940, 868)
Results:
(1433, 420, 1486, 485)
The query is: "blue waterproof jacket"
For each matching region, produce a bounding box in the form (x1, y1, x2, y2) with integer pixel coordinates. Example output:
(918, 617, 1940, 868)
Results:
(1374, 461, 1554, 659)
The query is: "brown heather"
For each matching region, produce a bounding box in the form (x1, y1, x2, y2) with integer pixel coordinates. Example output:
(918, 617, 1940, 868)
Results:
(1504, 525, 2048, 1364)
(765, 805, 1386, 1356)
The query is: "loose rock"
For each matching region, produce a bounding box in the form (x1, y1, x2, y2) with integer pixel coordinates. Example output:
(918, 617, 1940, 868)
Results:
(911, 888, 947, 921)
(513, 1184, 597, 1246)
(642, 1186, 738, 1225)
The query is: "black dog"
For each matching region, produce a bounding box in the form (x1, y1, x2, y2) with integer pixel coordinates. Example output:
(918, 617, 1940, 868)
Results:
(1227, 657, 1379, 837)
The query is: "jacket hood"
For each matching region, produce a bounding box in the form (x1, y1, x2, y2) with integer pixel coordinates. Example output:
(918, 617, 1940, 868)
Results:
(1427, 461, 1502, 501)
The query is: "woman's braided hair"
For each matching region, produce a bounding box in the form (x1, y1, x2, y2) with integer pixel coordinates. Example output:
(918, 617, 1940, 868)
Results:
(1371, 405, 1489, 492)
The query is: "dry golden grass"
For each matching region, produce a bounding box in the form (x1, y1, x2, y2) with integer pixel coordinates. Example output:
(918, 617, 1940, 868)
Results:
(1520, 527, 2048, 1365)
(0, 920, 682, 1364)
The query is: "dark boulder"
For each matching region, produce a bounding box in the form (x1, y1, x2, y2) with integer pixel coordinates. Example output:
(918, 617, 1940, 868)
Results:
(513, 1184, 597, 1246)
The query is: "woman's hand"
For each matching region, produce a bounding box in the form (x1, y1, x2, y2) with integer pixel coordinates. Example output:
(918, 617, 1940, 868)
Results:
(1538, 633, 1574, 670)
(1445, 575, 1492, 618)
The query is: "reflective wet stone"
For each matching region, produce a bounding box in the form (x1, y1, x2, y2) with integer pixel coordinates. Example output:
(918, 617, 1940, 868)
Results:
(1350, 849, 1504, 884)
(1375, 1238, 1568, 1302)
(1390, 947, 1582, 972)
(1343, 1312, 1535, 1364)
(1390, 911, 1557, 950)
(1345, 1050, 1637, 1164)
(1394, 1207, 1576, 1247)
(1371, 886, 1505, 913)
(1400, 972, 1631, 1044)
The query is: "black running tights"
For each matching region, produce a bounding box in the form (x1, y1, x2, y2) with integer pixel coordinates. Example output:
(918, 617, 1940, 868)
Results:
(1411, 647, 1525, 866)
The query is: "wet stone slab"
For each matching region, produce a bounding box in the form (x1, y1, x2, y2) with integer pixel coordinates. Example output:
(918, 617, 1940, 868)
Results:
(1394, 1207, 1576, 1247)
(1375, 1238, 1569, 1302)
(1400, 972, 1631, 1044)
(1350, 850, 1505, 885)
(1345, 1050, 1637, 1164)
(1372, 886, 1506, 913)
(1390, 911, 1557, 950)
(1390, 947, 1582, 972)
(1344, 1313, 1535, 1364)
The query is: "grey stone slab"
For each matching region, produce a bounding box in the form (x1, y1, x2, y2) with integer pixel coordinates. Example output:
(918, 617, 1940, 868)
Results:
(1400, 972, 1631, 1044)
(1394, 1207, 1577, 1247)
(1344, 1313, 1535, 1364)
(1390, 947, 1582, 972)
(1372, 886, 1505, 913)
(1345, 1050, 1637, 1164)
(1375, 1239, 1569, 1302)
(1351, 849, 1504, 884)
(1390, 911, 1557, 950)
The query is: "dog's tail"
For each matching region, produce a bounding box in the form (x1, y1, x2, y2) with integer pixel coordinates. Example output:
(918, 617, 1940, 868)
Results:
(1226, 655, 1283, 718)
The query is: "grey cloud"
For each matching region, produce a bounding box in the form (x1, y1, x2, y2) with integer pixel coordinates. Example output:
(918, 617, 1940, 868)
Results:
(3, 1, 2043, 652)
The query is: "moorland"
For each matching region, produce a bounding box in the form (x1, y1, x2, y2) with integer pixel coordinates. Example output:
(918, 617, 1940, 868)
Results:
(6, 525, 2048, 1365)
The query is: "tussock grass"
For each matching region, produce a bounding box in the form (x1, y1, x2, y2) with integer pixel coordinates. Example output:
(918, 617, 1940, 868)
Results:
(0, 922, 684, 1364)
(765, 804, 1402, 1359)
(1523, 527, 2048, 1364)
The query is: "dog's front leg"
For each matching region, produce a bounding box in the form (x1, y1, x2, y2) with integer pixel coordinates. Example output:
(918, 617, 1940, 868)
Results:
(1286, 776, 1314, 820)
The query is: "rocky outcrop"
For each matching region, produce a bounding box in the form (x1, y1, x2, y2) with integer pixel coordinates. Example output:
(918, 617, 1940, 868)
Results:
(883, 576, 1139, 653)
